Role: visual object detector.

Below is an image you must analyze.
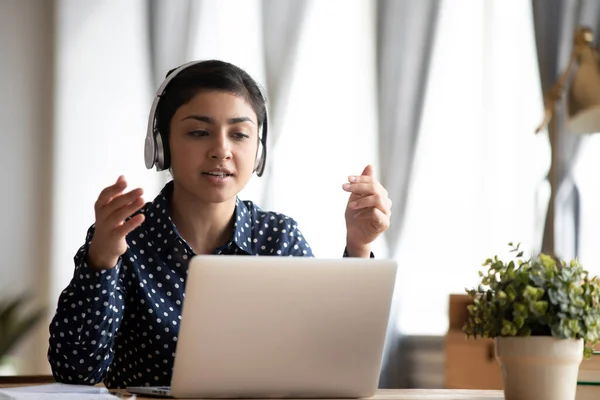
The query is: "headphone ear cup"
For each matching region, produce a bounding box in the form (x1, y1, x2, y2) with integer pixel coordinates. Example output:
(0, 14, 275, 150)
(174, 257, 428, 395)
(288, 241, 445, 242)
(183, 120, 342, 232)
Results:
(254, 138, 265, 176)
(255, 107, 268, 177)
(155, 131, 171, 171)
(255, 136, 267, 177)
(145, 133, 157, 169)
(254, 137, 263, 172)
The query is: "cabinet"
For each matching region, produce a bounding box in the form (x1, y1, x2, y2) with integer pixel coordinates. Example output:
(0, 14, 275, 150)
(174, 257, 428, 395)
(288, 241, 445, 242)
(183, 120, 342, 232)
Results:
(444, 294, 503, 389)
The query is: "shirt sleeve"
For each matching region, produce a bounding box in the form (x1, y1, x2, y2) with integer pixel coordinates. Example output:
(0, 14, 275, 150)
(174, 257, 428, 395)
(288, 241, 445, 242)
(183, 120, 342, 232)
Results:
(48, 224, 127, 385)
(284, 219, 315, 257)
(343, 247, 375, 258)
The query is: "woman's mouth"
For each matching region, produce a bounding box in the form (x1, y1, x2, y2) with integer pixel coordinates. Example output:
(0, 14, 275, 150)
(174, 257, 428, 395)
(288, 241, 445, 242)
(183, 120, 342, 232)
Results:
(202, 171, 233, 178)
(201, 170, 234, 185)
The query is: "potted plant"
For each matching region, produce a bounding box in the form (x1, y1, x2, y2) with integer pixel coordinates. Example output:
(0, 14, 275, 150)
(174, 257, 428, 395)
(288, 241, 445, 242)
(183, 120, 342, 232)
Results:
(463, 242, 600, 400)
(0, 293, 45, 374)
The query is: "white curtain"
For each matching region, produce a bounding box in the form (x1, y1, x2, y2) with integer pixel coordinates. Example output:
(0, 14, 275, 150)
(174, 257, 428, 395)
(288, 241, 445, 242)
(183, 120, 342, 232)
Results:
(265, 0, 381, 258)
(375, 0, 440, 388)
(259, 0, 311, 209)
(148, 0, 195, 88)
(395, 0, 549, 337)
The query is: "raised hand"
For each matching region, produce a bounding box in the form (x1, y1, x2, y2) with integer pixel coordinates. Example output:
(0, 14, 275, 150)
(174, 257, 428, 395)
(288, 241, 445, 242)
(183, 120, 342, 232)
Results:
(343, 165, 392, 257)
(87, 176, 145, 269)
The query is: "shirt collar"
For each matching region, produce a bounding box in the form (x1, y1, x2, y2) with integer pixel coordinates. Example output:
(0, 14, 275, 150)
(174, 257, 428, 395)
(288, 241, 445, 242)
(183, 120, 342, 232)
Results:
(231, 197, 253, 254)
(147, 180, 253, 255)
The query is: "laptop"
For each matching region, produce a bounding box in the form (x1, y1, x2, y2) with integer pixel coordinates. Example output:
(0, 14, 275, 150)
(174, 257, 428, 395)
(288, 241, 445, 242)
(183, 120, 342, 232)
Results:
(127, 255, 397, 398)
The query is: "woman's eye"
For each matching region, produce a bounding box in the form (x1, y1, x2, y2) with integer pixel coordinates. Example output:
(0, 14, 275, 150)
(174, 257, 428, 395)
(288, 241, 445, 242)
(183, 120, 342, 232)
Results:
(233, 132, 249, 140)
(189, 130, 208, 137)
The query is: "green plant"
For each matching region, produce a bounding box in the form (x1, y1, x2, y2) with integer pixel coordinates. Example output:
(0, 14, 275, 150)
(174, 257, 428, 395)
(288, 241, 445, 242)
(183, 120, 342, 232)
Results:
(0, 293, 45, 360)
(463, 242, 600, 358)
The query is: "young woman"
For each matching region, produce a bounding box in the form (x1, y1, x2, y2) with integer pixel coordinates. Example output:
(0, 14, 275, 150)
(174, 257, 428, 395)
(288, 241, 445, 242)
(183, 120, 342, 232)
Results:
(47, 60, 392, 388)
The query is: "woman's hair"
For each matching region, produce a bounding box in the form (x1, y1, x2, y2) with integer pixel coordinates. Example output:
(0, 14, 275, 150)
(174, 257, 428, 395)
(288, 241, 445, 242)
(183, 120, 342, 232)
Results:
(155, 60, 267, 140)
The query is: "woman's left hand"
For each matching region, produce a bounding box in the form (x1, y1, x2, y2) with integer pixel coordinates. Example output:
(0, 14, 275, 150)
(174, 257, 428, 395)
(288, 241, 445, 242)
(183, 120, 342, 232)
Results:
(343, 165, 392, 257)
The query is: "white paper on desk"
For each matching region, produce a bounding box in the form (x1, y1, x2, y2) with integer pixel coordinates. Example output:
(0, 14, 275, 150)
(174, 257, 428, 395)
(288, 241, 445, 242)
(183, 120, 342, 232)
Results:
(0, 383, 124, 400)
(0, 393, 120, 400)
(0, 383, 108, 394)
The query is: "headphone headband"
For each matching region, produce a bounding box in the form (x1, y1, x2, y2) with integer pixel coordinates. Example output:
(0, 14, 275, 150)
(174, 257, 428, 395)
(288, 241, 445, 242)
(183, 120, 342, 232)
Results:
(144, 60, 268, 176)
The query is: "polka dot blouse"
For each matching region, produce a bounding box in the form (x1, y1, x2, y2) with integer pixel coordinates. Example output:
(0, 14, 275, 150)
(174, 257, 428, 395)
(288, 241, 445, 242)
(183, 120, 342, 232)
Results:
(47, 180, 361, 388)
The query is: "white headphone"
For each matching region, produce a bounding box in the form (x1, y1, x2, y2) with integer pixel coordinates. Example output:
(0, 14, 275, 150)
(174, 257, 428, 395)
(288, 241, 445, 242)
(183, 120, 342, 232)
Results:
(144, 60, 268, 176)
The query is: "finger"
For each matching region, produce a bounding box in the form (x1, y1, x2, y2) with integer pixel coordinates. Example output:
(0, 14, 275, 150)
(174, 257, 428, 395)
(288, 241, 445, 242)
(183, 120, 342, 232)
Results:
(106, 197, 146, 228)
(348, 194, 392, 215)
(347, 175, 374, 184)
(96, 176, 127, 209)
(352, 208, 390, 228)
(114, 214, 145, 237)
(361, 164, 374, 177)
(347, 164, 375, 183)
(342, 181, 388, 197)
(98, 188, 144, 220)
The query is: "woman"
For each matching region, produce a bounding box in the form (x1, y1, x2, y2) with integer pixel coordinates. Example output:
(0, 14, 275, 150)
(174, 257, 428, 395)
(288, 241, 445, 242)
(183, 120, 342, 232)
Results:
(47, 60, 392, 388)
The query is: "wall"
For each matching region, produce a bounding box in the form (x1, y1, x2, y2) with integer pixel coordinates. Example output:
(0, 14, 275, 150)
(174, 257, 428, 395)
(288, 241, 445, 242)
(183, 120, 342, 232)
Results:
(0, 0, 55, 373)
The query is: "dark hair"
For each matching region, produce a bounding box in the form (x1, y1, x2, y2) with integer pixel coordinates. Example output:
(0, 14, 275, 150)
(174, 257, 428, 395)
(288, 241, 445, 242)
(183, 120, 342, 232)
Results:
(155, 59, 267, 147)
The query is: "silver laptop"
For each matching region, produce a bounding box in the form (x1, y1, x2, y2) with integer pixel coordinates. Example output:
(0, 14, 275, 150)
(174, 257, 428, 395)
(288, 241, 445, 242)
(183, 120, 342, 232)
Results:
(127, 255, 397, 398)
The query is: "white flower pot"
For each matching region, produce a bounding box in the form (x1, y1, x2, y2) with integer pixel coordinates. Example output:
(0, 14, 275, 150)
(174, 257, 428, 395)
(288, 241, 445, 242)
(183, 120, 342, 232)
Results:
(495, 336, 583, 400)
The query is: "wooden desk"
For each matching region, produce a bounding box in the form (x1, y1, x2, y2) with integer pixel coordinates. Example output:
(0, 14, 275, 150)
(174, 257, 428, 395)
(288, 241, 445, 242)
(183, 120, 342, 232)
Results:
(114, 389, 505, 400)
(0, 381, 505, 400)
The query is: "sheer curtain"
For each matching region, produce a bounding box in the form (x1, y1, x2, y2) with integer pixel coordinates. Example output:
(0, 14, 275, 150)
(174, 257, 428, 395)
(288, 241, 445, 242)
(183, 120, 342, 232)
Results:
(266, 0, 381, 258)
(375, 0, 440, 388)
(148, 0, 195, 87)
(259, 0, 311, 209)
(395, 0, 549, 336)
(576, 139, 600, 276)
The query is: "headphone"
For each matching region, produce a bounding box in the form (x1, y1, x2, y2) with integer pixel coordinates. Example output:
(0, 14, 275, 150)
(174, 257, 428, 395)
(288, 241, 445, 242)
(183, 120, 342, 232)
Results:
(144, 60, 268, 176)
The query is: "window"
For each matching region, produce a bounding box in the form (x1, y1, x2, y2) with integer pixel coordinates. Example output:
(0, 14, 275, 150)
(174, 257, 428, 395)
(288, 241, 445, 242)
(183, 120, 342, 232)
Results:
(264, 0, 386, 258)
(574, 136, 600, 276)
(395, 0, 549, 335)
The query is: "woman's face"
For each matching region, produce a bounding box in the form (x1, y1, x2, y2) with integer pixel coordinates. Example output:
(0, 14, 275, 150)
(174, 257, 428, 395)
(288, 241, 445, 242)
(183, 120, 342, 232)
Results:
(168, 90, 259, 204)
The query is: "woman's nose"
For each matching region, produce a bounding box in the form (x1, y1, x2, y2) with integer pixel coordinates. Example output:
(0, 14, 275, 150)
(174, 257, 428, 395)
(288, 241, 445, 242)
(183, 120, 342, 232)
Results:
(208, 135, 232, 160)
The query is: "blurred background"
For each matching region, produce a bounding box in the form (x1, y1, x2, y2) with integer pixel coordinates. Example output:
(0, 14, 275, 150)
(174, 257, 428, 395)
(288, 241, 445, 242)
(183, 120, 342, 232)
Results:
(1, 0, 600, 389)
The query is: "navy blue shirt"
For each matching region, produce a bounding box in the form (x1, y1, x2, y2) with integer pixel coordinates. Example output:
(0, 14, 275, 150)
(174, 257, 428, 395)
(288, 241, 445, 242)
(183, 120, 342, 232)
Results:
(48, 180, 360, 388)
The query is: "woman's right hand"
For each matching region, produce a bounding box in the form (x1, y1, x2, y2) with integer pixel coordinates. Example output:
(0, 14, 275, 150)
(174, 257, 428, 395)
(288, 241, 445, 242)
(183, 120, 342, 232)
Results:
(87, 175, 146, 270)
